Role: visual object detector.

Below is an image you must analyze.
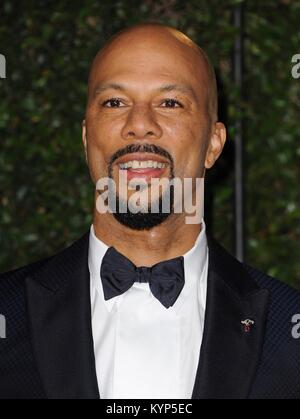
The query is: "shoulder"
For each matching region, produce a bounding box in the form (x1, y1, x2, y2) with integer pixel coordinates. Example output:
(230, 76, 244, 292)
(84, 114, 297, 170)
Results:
(243, 263, 300, 313)
(0, 231, 90, 302)
(208, 235, 300, 307)
(208, 235, 300, 342)
(0, 257, 53, 316)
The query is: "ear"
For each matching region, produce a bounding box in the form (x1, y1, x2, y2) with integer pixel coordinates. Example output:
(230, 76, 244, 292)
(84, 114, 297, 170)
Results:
(205, 122, 226, 169)
(82, 119, 88, 163)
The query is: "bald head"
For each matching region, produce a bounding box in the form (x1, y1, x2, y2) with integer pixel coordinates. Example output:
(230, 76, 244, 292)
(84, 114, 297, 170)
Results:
(83, 22, 227, 231)
(87, 23, 218, 122)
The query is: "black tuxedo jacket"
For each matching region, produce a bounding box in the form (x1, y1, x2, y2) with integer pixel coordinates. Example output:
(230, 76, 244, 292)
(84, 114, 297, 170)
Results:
(0, 232, 300, 399)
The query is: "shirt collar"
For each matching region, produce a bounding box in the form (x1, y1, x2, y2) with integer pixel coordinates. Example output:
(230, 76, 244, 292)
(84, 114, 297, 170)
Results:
(175, 219, 208, 313)
(88, 225, 120, 312)
(88, 220, 208, 313)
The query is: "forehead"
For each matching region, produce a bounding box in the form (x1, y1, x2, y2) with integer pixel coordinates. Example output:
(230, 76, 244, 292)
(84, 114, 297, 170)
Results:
(88, 32, 208, 98)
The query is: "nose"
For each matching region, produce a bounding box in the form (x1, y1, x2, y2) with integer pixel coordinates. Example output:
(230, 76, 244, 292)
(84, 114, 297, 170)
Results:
(121, 104, 163, 141)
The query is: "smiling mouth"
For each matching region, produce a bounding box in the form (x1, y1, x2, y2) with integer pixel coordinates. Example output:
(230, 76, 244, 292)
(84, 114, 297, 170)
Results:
(119, 160, 167, 170)
(115, 153, 170, 181)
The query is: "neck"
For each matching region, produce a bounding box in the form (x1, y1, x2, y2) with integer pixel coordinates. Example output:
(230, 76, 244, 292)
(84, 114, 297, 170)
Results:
(92, 207, 202, 267)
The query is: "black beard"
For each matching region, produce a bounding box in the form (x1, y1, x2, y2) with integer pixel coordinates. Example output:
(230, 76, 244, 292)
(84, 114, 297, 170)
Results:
(108, 143, 175, 230)
(112, 191, 174, 230)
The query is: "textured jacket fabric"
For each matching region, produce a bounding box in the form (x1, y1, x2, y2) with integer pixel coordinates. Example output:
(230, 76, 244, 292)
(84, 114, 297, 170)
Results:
(0, 232, 299, 399)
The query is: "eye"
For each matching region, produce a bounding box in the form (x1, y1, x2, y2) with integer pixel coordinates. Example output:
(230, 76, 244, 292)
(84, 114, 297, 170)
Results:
(160, 99, 183, 108)
(102, 98, 125, 108)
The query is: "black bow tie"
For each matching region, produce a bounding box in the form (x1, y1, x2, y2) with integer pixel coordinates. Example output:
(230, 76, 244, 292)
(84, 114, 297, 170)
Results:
(100, 247, 185, 308)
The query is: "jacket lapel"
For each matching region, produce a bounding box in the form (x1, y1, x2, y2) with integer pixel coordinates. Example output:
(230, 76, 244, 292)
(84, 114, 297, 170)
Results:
(192, 238, 270, 399)
(25, 229, 270, 399)
(25, 232, 100, 399)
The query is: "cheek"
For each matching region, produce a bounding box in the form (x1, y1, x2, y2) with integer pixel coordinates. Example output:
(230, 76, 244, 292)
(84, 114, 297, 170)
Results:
(87, 112, 115, 147)
(170, 121, 208, 178)
(85, 115, 119, 181)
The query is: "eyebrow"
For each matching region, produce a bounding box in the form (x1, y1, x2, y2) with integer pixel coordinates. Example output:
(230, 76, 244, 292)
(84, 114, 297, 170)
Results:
(93, 82, 198, 102)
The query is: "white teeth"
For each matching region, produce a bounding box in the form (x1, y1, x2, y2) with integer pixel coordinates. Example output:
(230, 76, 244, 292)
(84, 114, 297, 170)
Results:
(119, 160, 167, 169)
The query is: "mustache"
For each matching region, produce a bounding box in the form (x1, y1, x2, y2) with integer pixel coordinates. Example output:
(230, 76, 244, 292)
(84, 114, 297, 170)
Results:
(109, 144, 174, 166)
(108, 144, 174, 178)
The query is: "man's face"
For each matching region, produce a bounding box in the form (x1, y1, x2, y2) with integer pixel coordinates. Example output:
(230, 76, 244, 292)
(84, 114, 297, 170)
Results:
(83, 28, 224, 228)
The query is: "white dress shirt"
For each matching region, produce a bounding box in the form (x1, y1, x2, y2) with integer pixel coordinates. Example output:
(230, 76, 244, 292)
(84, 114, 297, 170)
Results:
(89, 220, 208, 399)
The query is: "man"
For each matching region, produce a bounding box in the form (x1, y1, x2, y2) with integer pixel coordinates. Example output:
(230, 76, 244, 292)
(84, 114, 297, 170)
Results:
(0, 23, 300, 399)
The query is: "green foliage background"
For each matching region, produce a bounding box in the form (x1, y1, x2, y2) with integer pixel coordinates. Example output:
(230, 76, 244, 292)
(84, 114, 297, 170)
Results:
(0, 0, 299, 287)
